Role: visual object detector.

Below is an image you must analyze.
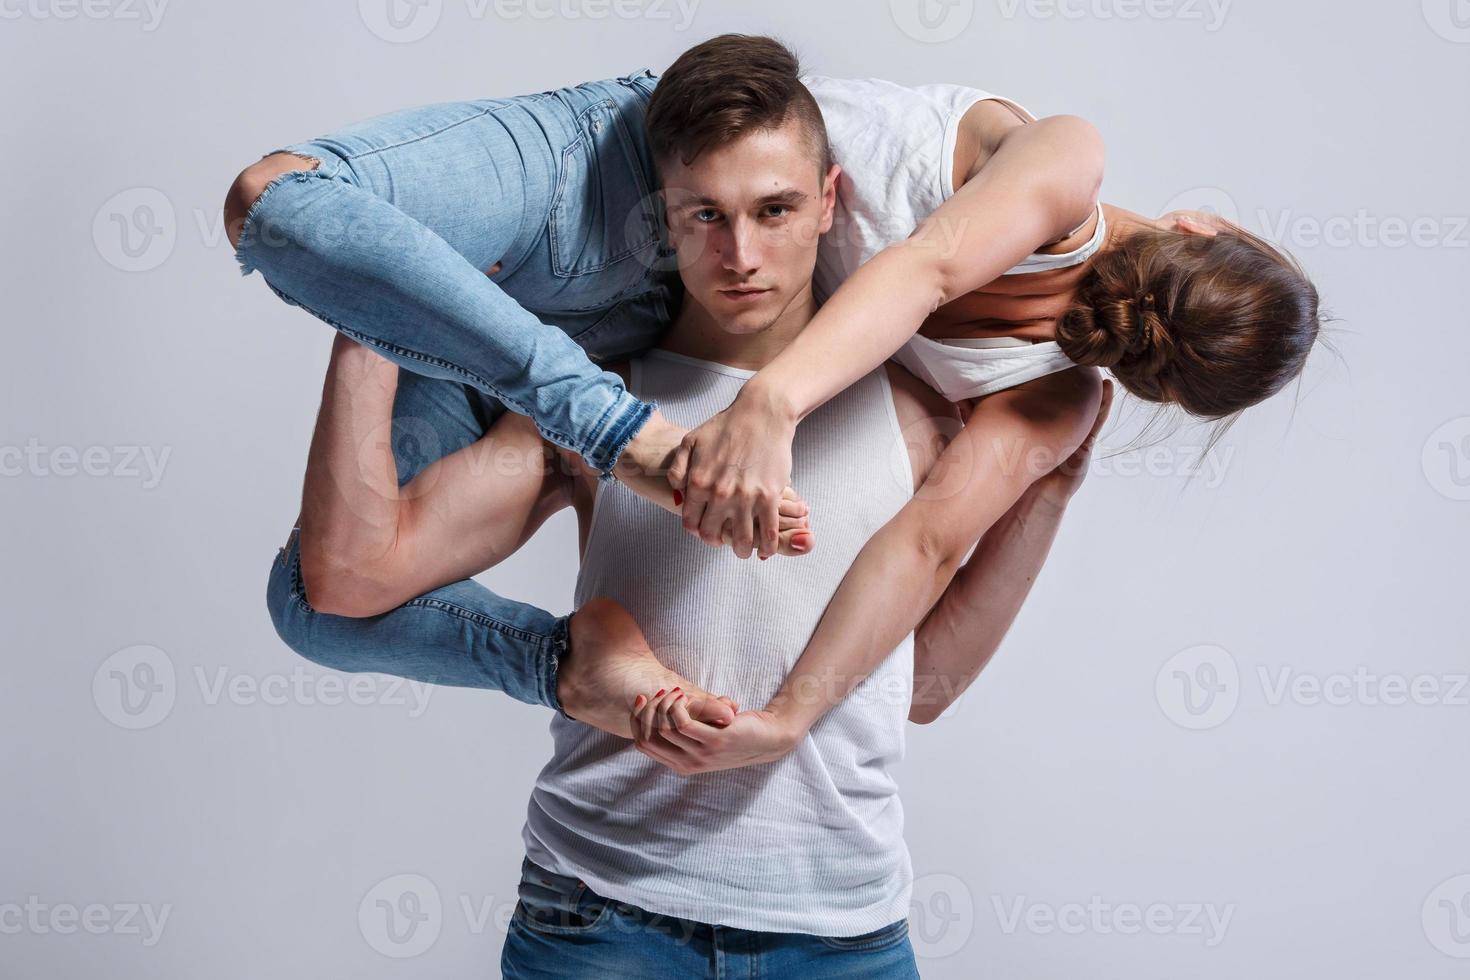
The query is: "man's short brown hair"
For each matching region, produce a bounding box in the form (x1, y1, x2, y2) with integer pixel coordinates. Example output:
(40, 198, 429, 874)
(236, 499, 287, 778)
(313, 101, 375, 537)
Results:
(645, 34, 832, 178)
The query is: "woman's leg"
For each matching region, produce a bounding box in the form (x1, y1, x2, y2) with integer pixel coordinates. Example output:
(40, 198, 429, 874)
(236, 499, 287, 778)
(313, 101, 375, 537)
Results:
(266, 369, 739, 722)
(227, 71, 671, 476)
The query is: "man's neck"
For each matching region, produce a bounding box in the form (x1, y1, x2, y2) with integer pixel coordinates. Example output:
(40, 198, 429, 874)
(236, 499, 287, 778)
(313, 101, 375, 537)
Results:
(657, 285, 819, 372)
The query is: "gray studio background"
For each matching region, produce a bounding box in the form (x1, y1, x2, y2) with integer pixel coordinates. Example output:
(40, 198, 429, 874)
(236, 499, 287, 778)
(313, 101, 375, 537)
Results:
(2, 1, 1467, 977)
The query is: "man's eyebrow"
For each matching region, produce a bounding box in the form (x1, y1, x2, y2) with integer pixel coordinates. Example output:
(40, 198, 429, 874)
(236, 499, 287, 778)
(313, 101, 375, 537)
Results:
(678, 189, 810, 210)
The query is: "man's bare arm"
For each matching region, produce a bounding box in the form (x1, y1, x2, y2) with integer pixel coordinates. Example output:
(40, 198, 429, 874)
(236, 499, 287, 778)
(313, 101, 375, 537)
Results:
(630, 372, 1108, 773)
(298, 334, 571, 617)
(909, 381, 1111, 721)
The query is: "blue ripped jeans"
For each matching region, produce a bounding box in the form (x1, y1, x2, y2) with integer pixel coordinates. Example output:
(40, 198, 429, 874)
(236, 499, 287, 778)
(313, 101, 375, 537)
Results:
(250, 71, 679, 713)
(500, 857, 921, 979)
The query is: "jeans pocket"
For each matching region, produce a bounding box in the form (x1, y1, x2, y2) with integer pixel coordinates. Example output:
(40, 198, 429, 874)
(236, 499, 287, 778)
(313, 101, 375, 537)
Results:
(513, 861, 613, 936)
(816, 917, 910, 952)
(547, 99, 660, 296)
(560, 288, 672, 364)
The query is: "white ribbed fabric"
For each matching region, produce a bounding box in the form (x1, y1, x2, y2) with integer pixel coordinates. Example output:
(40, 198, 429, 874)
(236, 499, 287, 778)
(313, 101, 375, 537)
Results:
(890, 334, 1080, 403)
(522, 349, 917, 935)
(804, 74, 1106, 401)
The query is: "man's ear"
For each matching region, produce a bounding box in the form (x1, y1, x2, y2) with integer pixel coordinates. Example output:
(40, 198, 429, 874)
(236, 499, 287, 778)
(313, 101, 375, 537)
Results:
(818, 163, 841, 233)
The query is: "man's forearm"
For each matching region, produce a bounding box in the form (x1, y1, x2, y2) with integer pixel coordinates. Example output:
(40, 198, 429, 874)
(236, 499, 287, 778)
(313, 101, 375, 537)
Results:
(298, 335, 404, 605)
(909, 490, 1068, 723)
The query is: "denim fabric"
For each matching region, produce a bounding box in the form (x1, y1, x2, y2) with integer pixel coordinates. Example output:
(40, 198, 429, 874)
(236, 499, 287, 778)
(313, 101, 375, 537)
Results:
(265, 363, 585, 715)
(500, 857, 922, 979)
(255, 71, 683, 713)
(237, 69, 678, 475)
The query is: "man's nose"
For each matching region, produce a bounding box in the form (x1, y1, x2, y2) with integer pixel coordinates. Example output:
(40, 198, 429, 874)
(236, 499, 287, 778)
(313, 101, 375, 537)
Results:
(720, 217, 762, 276)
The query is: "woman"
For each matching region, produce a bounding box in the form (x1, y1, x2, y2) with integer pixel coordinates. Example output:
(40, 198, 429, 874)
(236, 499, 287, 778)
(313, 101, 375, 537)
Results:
(629, 51, 1323, 770)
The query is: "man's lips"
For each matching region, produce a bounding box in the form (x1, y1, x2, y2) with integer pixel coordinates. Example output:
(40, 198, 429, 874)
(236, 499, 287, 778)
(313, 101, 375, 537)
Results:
(717, 286, 771, 302)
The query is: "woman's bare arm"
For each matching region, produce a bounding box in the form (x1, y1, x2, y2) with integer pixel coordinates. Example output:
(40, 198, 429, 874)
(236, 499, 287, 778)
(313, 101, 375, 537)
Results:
(667, 115, 1105, 546)
(762, 368, 1104, 732)
(630, 370, 1106, 772)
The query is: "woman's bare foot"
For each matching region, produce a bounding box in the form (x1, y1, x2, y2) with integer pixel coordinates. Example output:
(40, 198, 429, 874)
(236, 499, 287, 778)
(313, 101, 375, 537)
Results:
(615, 411, 815, 558)
(555, 598, 739, 738)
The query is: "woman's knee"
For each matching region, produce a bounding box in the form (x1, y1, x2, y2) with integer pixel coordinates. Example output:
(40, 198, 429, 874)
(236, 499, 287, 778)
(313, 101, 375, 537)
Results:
(224, 152, 321, 250)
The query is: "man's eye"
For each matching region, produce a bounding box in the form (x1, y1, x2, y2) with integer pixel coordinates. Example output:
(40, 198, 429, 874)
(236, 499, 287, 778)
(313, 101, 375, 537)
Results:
(763, 205, 790, 219)
(694, 209, 720, 223)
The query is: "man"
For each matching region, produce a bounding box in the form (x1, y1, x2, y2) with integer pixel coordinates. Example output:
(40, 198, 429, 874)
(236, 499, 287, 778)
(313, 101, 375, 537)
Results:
(234, 36, 1104, 728)
(276, 37, 1106, 974)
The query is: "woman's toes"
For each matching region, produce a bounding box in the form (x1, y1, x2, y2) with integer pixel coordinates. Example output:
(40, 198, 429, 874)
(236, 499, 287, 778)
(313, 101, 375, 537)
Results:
(776, 528, 815, 557)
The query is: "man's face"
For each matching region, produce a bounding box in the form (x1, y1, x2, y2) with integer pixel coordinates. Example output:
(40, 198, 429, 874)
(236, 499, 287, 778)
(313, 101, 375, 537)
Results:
(658, 115, 837, 336)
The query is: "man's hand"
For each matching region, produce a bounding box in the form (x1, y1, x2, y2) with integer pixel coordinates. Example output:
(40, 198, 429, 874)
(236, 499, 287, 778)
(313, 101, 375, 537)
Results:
(666, 382, 799, 560)
(629, 690, 804, 776)
(1027, 379, 1113, 509)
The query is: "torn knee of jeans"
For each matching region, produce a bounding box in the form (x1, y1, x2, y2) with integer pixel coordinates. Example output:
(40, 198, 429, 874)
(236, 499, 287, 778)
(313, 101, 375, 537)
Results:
(233, 151, 324, 276)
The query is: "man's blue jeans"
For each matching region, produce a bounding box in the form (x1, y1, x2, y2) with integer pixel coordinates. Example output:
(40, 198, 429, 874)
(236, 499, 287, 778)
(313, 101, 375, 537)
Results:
(500, 857, 922, 979)
(251, 71, 679, 713)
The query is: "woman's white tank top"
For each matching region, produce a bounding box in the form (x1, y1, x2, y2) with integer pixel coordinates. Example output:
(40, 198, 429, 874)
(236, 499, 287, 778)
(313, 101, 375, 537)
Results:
(805, 74, 1103, 402)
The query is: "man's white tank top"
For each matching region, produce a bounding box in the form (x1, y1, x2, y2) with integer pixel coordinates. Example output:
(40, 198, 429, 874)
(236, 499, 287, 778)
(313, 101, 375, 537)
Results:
(521, 348, 917, 935)
(804, 74, 1104, 402)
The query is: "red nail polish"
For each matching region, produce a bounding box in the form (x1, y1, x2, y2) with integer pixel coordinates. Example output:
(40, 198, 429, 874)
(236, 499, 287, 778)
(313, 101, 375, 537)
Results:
(672, 490, 683, 506)
(671, 687, 681, 693)
(656, 689, 665, 697)
(759, 554, 768, 561)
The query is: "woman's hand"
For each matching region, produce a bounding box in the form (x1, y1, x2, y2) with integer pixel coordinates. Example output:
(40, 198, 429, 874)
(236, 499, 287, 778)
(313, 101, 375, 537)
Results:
(666, 381, 800, 561)
(628, 689, 805, 775)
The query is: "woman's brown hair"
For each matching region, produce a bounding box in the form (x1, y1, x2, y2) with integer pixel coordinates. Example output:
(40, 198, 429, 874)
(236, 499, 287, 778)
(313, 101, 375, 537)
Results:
(1056, 223, 1321, 421)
